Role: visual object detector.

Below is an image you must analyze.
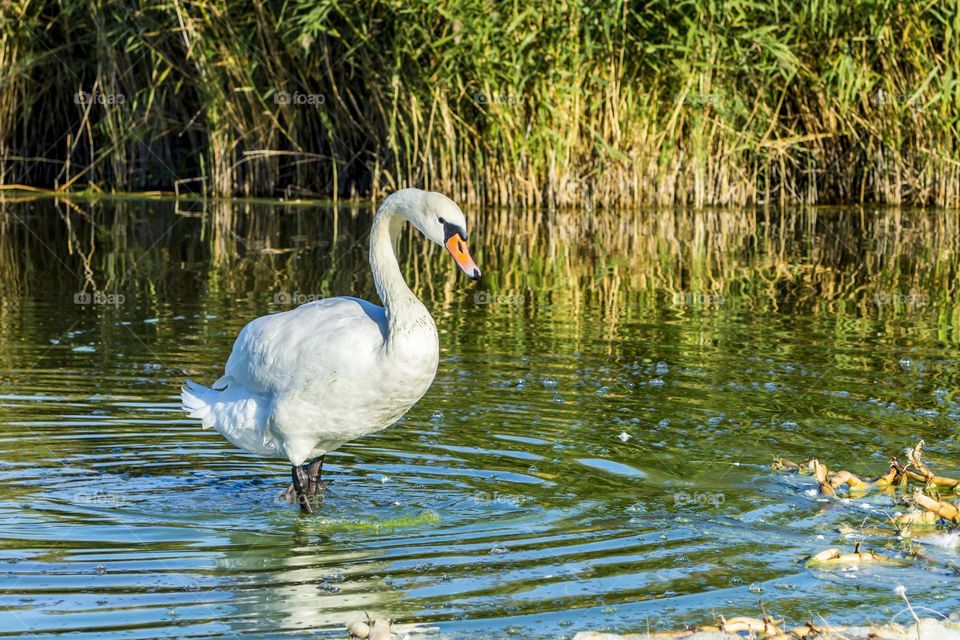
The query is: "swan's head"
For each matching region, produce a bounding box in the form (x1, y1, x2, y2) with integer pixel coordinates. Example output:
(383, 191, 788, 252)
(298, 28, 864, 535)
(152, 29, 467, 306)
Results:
(396, 189, 481, 281)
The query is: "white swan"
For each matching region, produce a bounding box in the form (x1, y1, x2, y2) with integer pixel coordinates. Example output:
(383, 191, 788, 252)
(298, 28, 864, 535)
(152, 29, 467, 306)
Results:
(181, 189, 480, 512)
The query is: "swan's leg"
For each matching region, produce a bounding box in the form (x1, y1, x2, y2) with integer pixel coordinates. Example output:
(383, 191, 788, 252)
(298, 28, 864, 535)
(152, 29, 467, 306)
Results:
(278, 457, 326, 503)
(305, 456, 326, 496)
(278, 457, 325, 505)
(291, 465, 313, 515)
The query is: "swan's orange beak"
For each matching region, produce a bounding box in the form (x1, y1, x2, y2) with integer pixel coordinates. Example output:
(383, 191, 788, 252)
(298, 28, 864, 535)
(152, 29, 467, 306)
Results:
(445, 234, 481, 280)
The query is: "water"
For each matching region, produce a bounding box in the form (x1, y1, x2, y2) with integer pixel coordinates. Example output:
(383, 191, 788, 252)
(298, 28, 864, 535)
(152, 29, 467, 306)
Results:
(1, 197, 959, 638)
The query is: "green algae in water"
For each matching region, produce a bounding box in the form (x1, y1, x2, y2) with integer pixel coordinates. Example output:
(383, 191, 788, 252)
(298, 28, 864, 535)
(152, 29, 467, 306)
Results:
(307, 510, 441, 533)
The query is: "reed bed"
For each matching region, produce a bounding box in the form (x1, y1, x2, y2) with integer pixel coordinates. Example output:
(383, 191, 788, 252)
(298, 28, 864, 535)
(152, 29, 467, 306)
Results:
(1, 0, 959, 208)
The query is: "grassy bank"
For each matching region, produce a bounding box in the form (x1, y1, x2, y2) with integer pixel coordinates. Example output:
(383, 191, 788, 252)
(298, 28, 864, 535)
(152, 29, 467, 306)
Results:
(1, 0, 959, 208)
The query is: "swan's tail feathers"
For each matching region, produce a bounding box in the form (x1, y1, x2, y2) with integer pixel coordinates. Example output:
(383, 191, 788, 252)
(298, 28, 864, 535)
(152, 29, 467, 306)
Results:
(180, 379, 280, 457)
(181, 380, 217, 429)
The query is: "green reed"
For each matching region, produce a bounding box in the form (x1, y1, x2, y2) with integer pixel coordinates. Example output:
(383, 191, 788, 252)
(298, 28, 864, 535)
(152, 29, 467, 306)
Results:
(1, 0, 958, 208)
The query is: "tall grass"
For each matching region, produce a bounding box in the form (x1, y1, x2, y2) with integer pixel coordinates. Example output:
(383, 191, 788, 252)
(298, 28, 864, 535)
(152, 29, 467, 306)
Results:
(1, 0, 958, 208)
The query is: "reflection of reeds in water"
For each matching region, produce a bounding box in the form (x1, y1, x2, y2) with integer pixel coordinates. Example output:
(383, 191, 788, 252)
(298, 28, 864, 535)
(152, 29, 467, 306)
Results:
(0, 200, 27, 371)
(1, 196, 958, 335)
(466, 205, 959, 325)
(0, 200, 26, 297)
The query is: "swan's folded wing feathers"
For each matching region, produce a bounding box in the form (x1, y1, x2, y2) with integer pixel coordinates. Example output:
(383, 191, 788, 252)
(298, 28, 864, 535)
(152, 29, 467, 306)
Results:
(223, 297, 386, 395)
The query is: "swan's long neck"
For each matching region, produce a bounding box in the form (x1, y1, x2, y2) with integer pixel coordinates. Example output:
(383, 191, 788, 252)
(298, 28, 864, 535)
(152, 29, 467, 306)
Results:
(370, 197, 432, 342)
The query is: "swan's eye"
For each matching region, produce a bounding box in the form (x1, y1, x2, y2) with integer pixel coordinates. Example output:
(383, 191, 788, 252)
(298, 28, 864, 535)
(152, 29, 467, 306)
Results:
(437, 216, 446, 224)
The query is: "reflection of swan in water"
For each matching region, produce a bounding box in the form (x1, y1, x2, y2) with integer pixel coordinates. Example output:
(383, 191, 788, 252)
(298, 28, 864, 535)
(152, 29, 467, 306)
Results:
(212, 528, 410, 633)
(182, 189, 480, 513)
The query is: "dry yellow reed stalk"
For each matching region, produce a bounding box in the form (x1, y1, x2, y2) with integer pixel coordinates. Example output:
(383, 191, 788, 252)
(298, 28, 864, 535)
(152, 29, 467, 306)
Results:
(806, 544, 908, 567)
(811, 459, 836, 496)
(828, 470, 871, 490)
(910, 489, 960, 523)
(892, 509, 940, 527)
(905, 441, 960, 489)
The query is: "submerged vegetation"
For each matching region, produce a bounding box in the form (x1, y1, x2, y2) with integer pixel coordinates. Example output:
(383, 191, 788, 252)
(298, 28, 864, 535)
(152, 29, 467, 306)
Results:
(1, 1, 958, 207)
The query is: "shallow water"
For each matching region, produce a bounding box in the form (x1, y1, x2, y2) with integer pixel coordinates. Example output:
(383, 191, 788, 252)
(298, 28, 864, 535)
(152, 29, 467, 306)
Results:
(0, 197, 959, 638)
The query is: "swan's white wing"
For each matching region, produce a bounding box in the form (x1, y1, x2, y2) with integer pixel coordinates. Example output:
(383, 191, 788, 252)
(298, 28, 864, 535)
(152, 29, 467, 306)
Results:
(223, 297, 387, 395)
